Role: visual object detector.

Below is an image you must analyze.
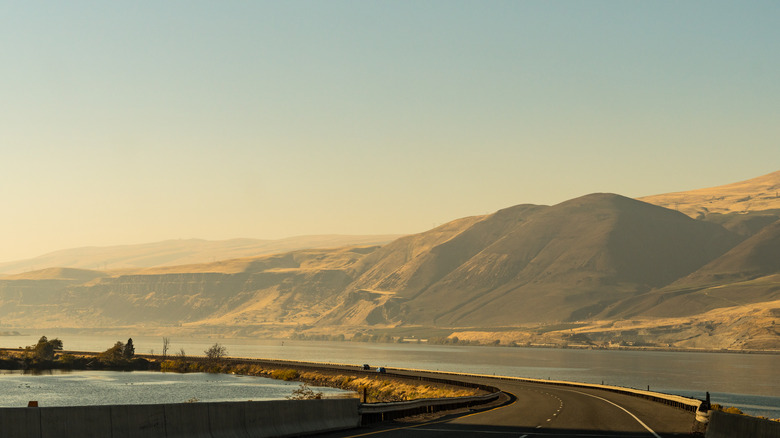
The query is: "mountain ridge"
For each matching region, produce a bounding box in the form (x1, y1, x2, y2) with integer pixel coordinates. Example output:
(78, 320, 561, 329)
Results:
(639, 170, 780, 218)
(0, 235, 402, 276)
(1, 171, 778, 350)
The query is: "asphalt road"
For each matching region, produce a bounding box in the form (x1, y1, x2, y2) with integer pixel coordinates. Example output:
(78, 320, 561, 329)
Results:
(312, 373, 697, 438)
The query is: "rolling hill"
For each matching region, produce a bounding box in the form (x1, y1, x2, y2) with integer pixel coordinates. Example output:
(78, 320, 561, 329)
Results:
(0, 235, 401, 275)
(334, 194, 739, 327)
(639, 170, 780, 219)
(1, 171, 778, 350)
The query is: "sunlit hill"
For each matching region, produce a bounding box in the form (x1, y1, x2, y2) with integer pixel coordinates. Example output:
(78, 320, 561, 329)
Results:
(1, 171, 778, 350)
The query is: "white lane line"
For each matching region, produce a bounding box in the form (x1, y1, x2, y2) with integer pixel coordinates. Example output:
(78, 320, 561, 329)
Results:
(410, 427, 522, 435)
(563, 389, 662, 438)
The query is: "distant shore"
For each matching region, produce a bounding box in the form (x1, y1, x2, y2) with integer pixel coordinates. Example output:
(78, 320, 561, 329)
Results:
(1, 330, 777, 355)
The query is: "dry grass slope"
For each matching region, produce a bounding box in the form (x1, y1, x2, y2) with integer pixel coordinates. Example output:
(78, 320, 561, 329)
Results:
(2, 171, 779, 349)
(639, 170, 780, 218)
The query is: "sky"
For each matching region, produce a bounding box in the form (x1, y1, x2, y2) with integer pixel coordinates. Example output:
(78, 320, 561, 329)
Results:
(1, 1, 779, 262)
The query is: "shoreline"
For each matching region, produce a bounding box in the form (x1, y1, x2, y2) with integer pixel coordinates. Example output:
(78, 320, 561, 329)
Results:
(1, 331, 777, 355)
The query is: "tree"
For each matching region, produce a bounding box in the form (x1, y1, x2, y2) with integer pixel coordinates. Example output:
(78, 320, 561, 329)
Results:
(28, 336, 63, 361)
(204, 343, 227, 362)
(162, 337, 170, 358)
(123, 338, 135, 359)
(100, 341, 126, 364)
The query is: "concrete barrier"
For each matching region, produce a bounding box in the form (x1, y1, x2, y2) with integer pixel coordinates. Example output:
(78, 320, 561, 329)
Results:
(245, 400, 284, 438)
(111, 404, 167, 438)
(248, 399, 360, 437)
(40, 405, 113, 438)
(165, 402, 212, 438)
(208, 401, 249, 438)
(0, 407, 40, 438)
(705, 410, 780, 438)
(0, 399, 360, 438)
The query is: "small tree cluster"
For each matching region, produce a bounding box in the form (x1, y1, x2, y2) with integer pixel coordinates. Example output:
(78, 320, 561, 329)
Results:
(204, 343, 227, 363)
(25, 336, 63, 361)
(99, 338, 135, 365)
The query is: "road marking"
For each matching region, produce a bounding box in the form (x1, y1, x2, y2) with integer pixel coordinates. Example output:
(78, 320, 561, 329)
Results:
(562, 389, 662, 438)
(413, 427, 524, 435)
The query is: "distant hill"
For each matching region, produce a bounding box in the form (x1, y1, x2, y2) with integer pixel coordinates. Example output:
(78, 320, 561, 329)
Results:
(0, 235, 402, 275)
(334, 194, 739, 327)
(1, 171, 778, 350)
(639, 170, 780, 218)
(3, 267, 107, 282)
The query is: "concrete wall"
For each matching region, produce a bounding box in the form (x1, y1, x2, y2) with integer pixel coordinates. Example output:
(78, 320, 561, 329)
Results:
(0, 398, 360, 438)
(705, 410, 780, 438)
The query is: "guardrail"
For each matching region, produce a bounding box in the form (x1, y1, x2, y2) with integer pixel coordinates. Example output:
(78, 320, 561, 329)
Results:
(384, 366, 703, 413)
(359, 392, 501, 424)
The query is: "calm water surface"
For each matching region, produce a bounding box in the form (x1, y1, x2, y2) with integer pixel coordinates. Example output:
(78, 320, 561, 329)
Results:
(2, 334, 777, 417)
(0, 370, 348, 407)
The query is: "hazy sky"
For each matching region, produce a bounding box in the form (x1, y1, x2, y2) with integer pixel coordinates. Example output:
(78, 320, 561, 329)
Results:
(2, 1, 779, 262)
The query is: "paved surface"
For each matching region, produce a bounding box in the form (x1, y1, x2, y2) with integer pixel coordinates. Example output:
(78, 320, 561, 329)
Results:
(312, 373, 697, 438)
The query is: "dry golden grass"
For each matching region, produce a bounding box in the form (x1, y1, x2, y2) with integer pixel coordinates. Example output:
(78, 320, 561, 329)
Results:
(219, 364, 479, 402)
(639, 170, 780, 218)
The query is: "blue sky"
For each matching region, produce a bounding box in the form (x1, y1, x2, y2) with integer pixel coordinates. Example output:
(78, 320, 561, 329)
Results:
(1, 1, 779, 262)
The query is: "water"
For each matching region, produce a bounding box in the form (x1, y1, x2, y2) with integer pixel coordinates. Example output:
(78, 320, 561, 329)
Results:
(0, 370, 348, 407)
(2, 334, 778, 417)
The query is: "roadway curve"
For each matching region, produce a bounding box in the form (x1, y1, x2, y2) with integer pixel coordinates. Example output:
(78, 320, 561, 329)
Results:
(314, 370, 697, 438)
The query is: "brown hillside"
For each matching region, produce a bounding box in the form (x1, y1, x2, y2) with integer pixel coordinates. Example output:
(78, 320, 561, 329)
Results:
(0, 247, 373, 329)
(413, 194, 739, 325)
(2, 172, 778, 349)
(336, 194, 740, 326)
(344, 215, 489, 293)
(679, 219, 780, 283)
(602, 219, 780, 319)
(639, 170, 780, 218)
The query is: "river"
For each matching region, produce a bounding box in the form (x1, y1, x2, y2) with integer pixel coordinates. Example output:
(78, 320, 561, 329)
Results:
(1, 334, 778, 418)
(0, 370, 348, 407)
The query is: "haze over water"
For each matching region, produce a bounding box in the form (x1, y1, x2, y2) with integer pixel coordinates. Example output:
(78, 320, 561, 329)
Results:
(2, 335, 777, 418)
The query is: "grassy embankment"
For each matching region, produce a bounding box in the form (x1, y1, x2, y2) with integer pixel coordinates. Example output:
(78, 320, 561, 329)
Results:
(159, 358, 478, 403)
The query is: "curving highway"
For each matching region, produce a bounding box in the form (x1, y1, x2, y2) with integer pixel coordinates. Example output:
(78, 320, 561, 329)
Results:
(313, 371, 697, 438)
